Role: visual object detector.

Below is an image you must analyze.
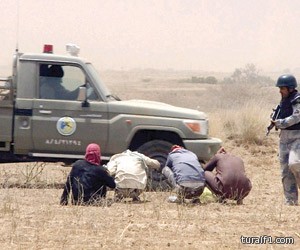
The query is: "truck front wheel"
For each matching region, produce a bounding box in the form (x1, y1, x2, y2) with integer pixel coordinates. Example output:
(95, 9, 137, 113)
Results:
(137, 140, 173, 191)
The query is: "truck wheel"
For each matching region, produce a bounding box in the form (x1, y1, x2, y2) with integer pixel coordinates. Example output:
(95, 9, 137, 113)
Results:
(137, 140, 173, 191)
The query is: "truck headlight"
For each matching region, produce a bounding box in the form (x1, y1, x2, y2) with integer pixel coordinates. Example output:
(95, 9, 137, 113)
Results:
(183, 120, 208, 135)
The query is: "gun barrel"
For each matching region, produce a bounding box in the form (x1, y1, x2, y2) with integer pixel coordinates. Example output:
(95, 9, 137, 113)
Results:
(266, 105, 280, 136)
(266, 123, 275, 136)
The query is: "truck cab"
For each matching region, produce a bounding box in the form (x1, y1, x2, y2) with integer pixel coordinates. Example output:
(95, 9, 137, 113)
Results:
(0, 44, 221, 189)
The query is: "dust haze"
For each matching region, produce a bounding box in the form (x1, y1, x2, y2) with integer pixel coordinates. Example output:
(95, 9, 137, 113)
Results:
(1, 0, 300, 75)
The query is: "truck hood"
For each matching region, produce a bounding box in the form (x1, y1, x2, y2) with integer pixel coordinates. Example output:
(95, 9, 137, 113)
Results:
(108, 99, 207, 120)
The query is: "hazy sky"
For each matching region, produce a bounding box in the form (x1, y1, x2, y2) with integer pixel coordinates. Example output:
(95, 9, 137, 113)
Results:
(1, 0, 300, 74)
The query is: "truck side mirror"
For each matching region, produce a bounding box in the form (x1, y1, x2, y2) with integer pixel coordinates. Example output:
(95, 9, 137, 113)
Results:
(78, 86, 89, 107)
(78, 86, 86, 101)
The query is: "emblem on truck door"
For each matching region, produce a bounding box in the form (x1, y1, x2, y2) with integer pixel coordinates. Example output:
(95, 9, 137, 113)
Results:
(56, 117, 76, 136)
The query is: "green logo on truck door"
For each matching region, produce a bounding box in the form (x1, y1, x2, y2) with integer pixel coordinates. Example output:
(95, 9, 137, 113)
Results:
(56, 117, 76, 136)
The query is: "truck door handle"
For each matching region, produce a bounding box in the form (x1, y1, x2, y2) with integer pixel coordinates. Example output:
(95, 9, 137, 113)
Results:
(39, 110, 52, 114)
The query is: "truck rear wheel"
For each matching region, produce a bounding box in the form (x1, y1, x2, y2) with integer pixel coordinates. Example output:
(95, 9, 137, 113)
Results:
(137, 140, 173, 191)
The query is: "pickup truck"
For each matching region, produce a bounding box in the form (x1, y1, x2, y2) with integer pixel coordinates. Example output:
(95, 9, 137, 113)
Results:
(0, 44, 221, 190)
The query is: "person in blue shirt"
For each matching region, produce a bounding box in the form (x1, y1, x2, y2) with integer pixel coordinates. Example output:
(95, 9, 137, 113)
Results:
(162, 145, 205, 204)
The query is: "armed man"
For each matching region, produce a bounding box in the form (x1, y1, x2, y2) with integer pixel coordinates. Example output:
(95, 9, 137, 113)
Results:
(271, 74, 300, 205)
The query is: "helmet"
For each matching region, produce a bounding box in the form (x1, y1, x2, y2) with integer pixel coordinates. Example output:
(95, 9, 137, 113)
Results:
(276, 74, 297, 88)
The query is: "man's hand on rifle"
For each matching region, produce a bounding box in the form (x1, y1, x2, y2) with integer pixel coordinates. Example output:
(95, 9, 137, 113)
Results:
(266, 105, 281, 136)
(266, 120, 277, 136)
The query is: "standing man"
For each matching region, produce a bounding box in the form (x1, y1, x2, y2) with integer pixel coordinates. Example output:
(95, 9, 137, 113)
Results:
(107, 149, 160, 202)
(203, 147, 252, 205)
(60, 143, 116, 205)
(272, 74, 300, 205)
(162, 145, 205, 204)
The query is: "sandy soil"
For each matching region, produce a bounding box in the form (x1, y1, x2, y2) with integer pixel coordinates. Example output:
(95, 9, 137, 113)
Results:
(0, 70, 299, 249)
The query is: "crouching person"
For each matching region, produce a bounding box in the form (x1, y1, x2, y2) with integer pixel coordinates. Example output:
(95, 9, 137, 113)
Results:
(162, 145, 205, 204)
(60, 143, 116, 205)
(107, 149, 160, 202)
(204, 147, 252, 205)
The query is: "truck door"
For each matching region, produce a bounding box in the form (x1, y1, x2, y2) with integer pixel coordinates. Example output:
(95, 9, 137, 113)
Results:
(31, 64, 108, 158)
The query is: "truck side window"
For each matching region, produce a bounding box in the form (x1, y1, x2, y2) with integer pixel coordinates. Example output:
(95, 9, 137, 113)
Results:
(39, 64, 97, 100)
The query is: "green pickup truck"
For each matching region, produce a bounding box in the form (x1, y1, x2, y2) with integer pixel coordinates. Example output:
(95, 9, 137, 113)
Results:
(0, 44, 221, 189)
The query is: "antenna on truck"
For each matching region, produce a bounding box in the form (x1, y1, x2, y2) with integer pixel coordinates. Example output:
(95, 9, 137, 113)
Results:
(15, 0, 20, 52)
(12, 0, 20, 81)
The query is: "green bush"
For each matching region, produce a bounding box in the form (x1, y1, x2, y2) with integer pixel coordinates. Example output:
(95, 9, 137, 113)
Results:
(222, 63, 273, 85)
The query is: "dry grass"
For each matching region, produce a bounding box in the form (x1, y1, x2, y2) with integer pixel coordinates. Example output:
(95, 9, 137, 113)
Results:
(1, 71, 300, 249)
(209, 100, 271, 146)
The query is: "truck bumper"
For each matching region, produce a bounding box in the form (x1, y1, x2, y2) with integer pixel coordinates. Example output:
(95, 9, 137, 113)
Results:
(183, 137, 222, 162)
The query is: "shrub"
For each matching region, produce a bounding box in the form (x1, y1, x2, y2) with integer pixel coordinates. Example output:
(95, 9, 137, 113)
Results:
(205, 76, 218, 84)
(189, 76, 218, 84)
(222, 63, 273, 85)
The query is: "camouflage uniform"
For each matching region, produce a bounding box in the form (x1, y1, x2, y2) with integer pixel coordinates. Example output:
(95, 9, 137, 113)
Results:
(275, 95, 300, 205)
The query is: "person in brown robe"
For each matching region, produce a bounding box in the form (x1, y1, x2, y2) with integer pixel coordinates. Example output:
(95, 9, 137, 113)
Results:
(204, 147, 252, 205)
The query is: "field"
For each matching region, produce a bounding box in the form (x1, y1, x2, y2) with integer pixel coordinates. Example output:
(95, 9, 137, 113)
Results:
(0, 70, 299, 249)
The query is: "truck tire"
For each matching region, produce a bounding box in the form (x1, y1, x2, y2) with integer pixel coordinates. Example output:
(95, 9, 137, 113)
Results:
(137, 140, 173, 191)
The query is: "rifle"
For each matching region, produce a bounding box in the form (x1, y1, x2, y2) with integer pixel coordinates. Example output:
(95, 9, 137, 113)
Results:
(266, 105, 281, 136)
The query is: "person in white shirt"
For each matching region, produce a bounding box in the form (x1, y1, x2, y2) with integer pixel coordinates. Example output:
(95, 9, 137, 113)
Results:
(107, 150, 160, 202)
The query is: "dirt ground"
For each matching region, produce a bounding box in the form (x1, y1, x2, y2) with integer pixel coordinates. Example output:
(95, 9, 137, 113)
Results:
(0, 70, 299, 249)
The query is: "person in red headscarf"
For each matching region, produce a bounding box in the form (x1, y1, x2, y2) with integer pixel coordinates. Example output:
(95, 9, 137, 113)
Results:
(85, 143, 101, 165)
(60, 143, 116, 205)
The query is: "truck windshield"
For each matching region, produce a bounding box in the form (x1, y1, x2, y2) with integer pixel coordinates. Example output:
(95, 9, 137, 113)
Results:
(86, 63, 112, 99)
